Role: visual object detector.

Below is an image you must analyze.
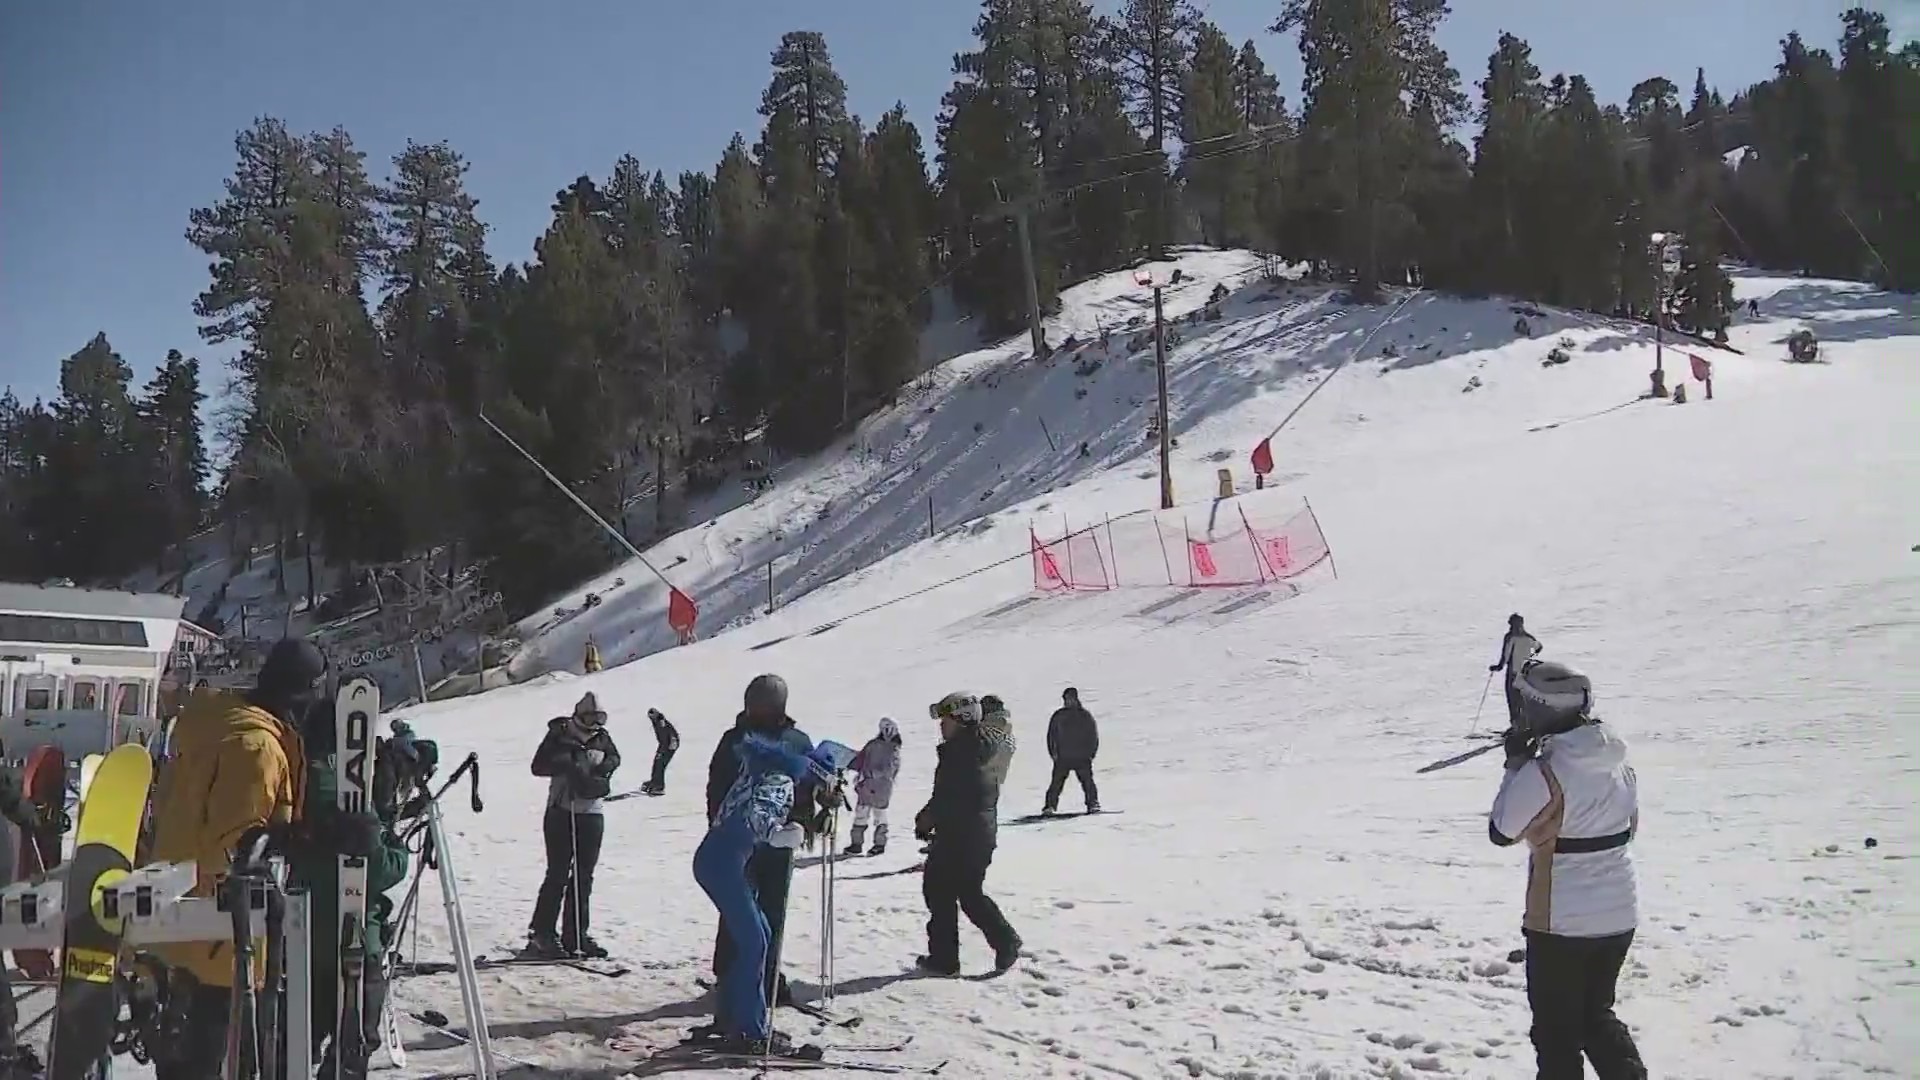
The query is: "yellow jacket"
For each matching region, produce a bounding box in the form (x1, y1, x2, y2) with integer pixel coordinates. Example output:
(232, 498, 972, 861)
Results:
(584, 641, 603, 673)
(147, 689, 306, 987)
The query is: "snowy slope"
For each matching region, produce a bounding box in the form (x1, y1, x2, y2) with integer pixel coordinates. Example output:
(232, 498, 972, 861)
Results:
(321, 274, 1920, 1079)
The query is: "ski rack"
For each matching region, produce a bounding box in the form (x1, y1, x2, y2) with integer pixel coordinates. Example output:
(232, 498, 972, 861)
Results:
(0, 860, 318, 1080)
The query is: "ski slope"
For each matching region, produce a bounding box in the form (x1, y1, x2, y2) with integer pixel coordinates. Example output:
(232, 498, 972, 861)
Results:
(336, 270, 1920, 1079)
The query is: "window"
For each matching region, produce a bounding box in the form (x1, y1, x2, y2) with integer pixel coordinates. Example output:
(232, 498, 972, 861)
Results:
(117, 683, 143, 716)
(72, 682, 99, 711)
(23, 687, 51, 710)
(0, 614, 147, 648)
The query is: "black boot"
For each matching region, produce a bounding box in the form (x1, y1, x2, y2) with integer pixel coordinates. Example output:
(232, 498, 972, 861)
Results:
(844, 825, 866, 856)
(870, 824, 889, 856)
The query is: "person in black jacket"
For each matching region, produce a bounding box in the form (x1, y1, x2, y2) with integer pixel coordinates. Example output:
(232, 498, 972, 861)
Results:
(528, 692, 621, 959)
(1043, 687, 1100, 815)
(701, 675, 835, 1014)
(642, 707, 680, 796)
(1490, 614, 1543, 728)
(915, 692, 1021, 976)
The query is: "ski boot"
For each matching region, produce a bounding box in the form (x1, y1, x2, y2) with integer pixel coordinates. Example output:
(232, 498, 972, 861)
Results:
(1086, 801, 1102, 814)
(869, 824, 888, 856)
(993, 934, 1024, 973)
(571, 935, 610, 960)
(914, 954, 960, 976)
(1040, 804, 1058, 817)
(641, 780, 663, 797)
(523, 930, 567, 959)
(843, 824, 867, 856)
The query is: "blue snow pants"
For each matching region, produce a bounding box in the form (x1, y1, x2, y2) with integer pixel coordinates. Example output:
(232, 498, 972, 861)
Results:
(693, 822, 771, 1040)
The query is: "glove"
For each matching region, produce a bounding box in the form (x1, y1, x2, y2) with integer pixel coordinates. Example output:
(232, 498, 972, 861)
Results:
(768, 822, 806, 850)
(1488, 663, 1501, 672)
(819, 782, 846, 811)
(1502, 727, 1537, 769)
(295, 804, 381, 859)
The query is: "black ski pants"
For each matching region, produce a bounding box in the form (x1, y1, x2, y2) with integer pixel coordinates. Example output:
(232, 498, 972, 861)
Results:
(921, 840, 1017, 966)
(1524, 929, 1646, 1080)
(531, 806, 606, 950)
(712, 845, 793, 1004)
(1044, 758, 1098, 811)
(649, 740, 678, 790)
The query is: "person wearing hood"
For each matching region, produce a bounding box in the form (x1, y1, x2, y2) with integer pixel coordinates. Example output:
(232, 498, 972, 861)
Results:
(915, 692, 1021, 976)
(641, 707, 680, 796)
(843, 718, 902, 856)
(528, 692, 621, 959)
(148, 638, 371, 1080)
(691, 733, 840, 1057)
(1489, 614, 1543, 727)
(978, 695, 1017, 788)
(702, 674, 834, 1009)
(1489, 660, 1646, 1080)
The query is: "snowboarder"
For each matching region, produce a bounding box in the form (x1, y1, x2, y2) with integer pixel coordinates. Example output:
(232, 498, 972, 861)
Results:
(147, 638, 373, 1080)
(916, 692, 1021, 975)
(702, 675, 836, 1010)
(843, 719, 902, 856)
(979, 694, 1017, 788)
(1489, 614, 1544, 728)
(1489, 660, 1646, 1080)
(642, 707, 679, 796)
(692, 733, 839, 1056)
(1042, 687, 1100, 815)
(291, 695, 412, 1079)
(528, 692, 621, 959)
(0, 755, 58, 1077)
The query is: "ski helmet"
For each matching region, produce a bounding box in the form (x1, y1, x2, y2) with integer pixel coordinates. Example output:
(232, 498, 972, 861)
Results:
(929, 691, 982, 726)
(1514, 660, 1593, 737)
(980, 694, 1005, 714)
(744, 673, 789, 715)
(878, 717, 900, 740)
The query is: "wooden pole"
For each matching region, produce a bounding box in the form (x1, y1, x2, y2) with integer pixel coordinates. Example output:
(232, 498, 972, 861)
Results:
(1154, 285, 1174, 510)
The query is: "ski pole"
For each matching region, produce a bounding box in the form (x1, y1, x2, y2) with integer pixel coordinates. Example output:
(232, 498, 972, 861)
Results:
(1467, 670, 1493, 737)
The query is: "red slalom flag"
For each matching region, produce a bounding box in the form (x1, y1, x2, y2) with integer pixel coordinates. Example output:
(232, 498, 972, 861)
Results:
(1250, 437, 1274, 476)
(667, 587, 699, 640)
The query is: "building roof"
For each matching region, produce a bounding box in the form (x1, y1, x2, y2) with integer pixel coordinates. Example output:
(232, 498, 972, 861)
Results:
(0, 583, 187, 622)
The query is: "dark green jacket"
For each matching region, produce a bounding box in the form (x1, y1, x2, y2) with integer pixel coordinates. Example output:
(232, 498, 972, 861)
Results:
(290, 754, 410, 978)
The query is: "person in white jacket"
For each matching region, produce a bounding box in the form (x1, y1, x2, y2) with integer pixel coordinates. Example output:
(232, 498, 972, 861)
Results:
(1489, 660, 1647, 1080)
(844, 718, 902, 856)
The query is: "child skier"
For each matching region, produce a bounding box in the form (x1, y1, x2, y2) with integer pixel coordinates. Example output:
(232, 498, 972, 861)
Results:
(843, 718, 902, 855)
(1489, 659, 1646, 1079)
(692, 734, 841, 1058)
(642, 708, 679, 796)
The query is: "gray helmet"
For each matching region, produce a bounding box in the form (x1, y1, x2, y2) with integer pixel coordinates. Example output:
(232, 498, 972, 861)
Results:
(744, 673, 789, 714)
(1514, 660, 1593, 737)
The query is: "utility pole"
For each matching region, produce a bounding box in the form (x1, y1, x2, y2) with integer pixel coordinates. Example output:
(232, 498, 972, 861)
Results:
(1140, 269, 1174, 510)
(841, 227, 852, 429)
(978, 181, 1048, 360)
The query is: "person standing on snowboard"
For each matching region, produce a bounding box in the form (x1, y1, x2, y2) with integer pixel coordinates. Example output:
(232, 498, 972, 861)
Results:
(289, 695, 413, 1079)
(0, 755, 59, 1077)
(843, 718, 902, 855)
(1490, 614, 1543, 727)
(1489, 660, 1647, 1080)
(693, 733, 841, 1056)
(916, 692, 1021, 975)
(1042, 687, 1100, 815)
(147, 638, 378, 1080)
(702, 675, 836, 1013)
(642, 707, 679, 796)
(528, 692, 621, 959)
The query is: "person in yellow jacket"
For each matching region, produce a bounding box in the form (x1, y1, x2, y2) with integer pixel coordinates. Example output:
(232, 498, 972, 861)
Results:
(146, 638, 373, 1079)
(584, 637, 604, 673)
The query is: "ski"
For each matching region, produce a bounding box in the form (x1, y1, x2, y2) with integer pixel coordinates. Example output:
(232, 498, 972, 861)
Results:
(380, 989, 407, 1068)
(334, 677, 380, 1080)
(47, 743, 154, 1080)
(653, 1047, 945, 1074)
(786, 999, 862, 1029)
(1006, 809, 1123, 825)
(474, 954, 630, 978)
(1417, 741, 1503, 774)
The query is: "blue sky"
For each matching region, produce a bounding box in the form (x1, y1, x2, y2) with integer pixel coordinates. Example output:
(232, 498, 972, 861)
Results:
(0, 0, 1892, 403)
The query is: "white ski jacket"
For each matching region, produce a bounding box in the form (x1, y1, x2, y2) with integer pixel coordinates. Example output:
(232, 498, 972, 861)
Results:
(1490, 722, 1639, 938)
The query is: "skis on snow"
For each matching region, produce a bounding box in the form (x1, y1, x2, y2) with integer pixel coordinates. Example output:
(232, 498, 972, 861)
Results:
(1417, 735, 1505, 774)
(334, 677, 379, 1080)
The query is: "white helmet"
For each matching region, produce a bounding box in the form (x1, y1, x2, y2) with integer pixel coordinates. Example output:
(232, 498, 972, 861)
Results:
(1515, 660, 1594, 736)
(877, 717, 900, 740)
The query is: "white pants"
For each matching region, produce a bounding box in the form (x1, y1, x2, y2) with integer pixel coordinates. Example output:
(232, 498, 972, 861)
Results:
(853, 803, 889, 828)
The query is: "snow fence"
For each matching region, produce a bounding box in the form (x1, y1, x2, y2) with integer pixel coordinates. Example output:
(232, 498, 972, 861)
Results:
(1031, 501, 1331, 591)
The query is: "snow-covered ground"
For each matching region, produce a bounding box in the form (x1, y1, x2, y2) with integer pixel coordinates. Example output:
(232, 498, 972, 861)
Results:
(271, 267, 1920, 1079)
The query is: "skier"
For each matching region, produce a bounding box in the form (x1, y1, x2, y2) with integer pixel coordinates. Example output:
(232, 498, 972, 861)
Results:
(1489, 660, 1646, 1080)
(1042, 687, 1100, 815)
(291, 694, 412, 1079)
(642, 707, 680, 796)
(1489, 614, 1544, 728)
(702, 675, 835, 1011)
(916, 692, 1021, 975)
(147, 638, 376, 1079)
(583, 637, 603, 674)
(843, 718, 902, 855)
(528, 692, 621, 959)
(692, 733, 840, 1056)
(979, 694, 1017, 788)
(0, 755, 57, 1077)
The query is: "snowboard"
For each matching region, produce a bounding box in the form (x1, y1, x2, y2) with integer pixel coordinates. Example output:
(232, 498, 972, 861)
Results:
(335, 677, 380, 1080)
(1007, 809, 1122, 824)
(77, 753, 104, 803)
(47, 742, 154, 1080)
(13, 745, 67, 979)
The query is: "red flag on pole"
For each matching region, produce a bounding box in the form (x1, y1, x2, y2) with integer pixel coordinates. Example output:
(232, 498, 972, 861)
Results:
(1250, 437, 1274, 476)
(667, 587, 699, 642)
(1688, 353, 1712, 381)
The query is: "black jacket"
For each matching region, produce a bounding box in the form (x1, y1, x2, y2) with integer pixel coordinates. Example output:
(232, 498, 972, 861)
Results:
(704, 713, 820, 829)
(531, 719, 621, 807)
(1047, 705, 1099, 762)
(918, 724, 1001, 852)
(652, 712, 680, 752)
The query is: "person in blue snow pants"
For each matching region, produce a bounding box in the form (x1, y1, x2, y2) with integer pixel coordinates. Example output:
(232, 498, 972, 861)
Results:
(692, 733, 824, 1053)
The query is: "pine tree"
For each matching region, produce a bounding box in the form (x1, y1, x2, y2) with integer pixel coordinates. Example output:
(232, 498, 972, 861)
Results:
(1537, 75, 1626, 311)
(759, 31, 852, 180)
(1671, 197, 1735, 341)
(1685, 68, 1725, 162)
(1109, 0, 1200, 250)
(1467, 32, 1547, 295)
(1838, 8, 1915, 286)
(1180, 23, 1248, 246)
(137, 351, 209, 570)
